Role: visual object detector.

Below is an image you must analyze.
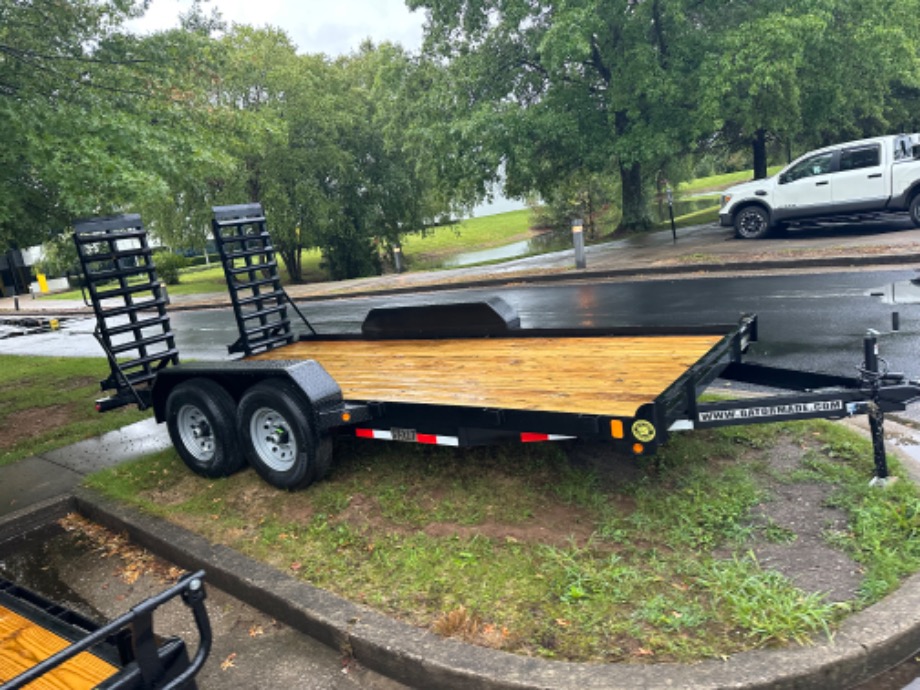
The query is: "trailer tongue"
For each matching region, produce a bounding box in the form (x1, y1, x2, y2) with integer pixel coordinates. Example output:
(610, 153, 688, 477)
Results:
(74, 205, 920, 491)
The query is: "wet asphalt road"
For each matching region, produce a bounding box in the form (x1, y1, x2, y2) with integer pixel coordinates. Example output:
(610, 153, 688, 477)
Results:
(4, 268, 920, 383)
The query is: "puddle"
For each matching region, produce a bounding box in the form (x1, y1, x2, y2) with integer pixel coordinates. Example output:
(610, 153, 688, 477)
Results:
(0, 524, 107, 622)
(867, 279, 920, 305)
(443, 229, 600, 267)
(0, 316, 69, 339)
(650, 195, 720, 223)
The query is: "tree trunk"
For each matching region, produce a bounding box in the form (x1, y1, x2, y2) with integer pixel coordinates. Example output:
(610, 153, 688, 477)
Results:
(753, 129, 768, 180)
(618, 160, 652, 232)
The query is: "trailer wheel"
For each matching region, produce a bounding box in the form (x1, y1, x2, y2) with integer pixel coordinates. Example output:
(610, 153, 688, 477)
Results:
(165, 379, 246, 478)
(238, 381, 321, 490)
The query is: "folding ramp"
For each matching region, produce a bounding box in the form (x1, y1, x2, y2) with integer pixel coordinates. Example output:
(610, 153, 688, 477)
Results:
(73, 214, 179, 411)
(210, 204, 316, 357)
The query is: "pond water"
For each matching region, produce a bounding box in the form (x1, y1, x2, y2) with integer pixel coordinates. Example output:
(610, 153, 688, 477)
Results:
(444, 196, 719, 268)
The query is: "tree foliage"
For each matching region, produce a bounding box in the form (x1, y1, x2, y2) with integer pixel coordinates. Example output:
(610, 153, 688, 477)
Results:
(6, 0, 920, 280)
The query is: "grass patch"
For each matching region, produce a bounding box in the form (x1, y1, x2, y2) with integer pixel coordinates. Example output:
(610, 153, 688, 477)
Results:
(86, 419, 920, 663)
(402, 210, 534, 268)
(678, 166, 784, 194)
(0, 355, 150, 466)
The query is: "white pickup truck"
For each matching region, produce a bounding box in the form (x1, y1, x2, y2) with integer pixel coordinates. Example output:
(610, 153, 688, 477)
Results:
(719, 134, 920, 239)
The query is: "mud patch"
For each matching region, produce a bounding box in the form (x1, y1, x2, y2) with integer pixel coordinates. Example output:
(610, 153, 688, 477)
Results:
(336, 492, 596, 548)
(737, 439, 863, 602)
(0, 404, 75, 450)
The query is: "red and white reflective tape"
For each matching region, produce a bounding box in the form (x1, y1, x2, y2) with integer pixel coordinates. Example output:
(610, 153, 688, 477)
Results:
(520, 433, 576, 443)
(355, 428, 459, 447)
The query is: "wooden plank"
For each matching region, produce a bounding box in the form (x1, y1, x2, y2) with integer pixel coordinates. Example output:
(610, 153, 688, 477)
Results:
(0, 604, 117, 689)
(250, 334, 723, 417)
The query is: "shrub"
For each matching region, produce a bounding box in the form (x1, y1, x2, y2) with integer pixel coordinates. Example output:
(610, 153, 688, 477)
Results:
(155, 252, 189, 285)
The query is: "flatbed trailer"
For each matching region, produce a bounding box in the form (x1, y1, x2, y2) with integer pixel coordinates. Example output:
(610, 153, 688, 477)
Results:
(0, 571, 210, 689)
(73, 205, 920, 491)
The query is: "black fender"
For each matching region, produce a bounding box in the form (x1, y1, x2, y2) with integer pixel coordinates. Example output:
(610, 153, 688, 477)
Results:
(151, 360, 350, 434)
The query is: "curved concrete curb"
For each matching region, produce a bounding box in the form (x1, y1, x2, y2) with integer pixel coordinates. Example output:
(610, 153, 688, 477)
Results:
(67, 487, 920, 690)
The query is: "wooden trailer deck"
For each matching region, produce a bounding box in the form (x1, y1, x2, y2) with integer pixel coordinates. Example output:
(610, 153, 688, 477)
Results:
(0, 603, 117, 689)
(249, 334, 726, 417)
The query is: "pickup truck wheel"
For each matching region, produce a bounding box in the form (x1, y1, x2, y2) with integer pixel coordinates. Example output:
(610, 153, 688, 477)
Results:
(909, 195, 920, 227)
(165, 379, 246, 478)
(734, 206, 772, 239)
(238, 381, 319, 490)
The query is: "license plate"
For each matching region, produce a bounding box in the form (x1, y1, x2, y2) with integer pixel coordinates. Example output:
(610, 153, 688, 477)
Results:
(391, 427, 417, 442)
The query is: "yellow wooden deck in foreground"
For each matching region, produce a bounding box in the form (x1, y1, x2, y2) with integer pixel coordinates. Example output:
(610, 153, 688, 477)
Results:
(0, 603, 117, 689)
(251, 334, 725, 417)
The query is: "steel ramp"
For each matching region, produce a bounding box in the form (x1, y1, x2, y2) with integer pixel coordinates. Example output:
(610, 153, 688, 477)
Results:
(72, 214, 178, 410)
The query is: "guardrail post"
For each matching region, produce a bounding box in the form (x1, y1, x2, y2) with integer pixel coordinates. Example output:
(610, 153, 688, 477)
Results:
(572, 219, 586, 269)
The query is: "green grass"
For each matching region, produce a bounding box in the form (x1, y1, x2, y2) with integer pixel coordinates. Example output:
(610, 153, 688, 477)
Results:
(86, 418, 920, 663)
(0, 355, 150, 466)
(42, 250, 326, 301)
(402, 209, 533, 268)
(678, 166, 784, 194)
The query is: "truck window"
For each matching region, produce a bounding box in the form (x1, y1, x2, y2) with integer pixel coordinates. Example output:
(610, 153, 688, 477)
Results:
(781, 152, 834, 183)
(840, 144, 881, 171)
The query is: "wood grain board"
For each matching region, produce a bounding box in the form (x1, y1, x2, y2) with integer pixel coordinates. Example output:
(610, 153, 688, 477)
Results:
(250, 334, 724, 417)
(0, 603, 117, 689)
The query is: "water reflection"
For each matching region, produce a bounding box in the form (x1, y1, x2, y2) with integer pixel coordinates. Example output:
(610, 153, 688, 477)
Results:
(868, 279, 920, 305)
(443, 230, 580, 267)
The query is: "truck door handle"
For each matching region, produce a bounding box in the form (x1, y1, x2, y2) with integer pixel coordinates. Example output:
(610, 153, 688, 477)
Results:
(816, 181, 829, 186)
(868, 173, 882, 178)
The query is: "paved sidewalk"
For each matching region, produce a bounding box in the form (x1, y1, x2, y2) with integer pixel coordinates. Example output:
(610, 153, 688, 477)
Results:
(4, 220, 920, 316)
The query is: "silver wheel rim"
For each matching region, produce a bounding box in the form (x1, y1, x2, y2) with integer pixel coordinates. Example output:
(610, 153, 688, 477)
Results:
(250, 406, 298, 472)
(176, 403, 216, 462)
(739, 210, 766, 237)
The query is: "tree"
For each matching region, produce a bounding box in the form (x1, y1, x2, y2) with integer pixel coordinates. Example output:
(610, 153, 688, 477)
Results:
(409, 0, 705, 231)
(700, 0, 920, 179)
(0, 0, 235, 257)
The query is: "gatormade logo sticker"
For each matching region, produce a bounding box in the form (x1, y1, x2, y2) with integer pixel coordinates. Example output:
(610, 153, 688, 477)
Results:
(698, 400, 844, 423)
(631, 420, 657, 442)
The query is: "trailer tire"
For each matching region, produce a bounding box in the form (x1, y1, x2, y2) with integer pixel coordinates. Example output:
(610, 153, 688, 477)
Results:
(238, 380, 321, 490)
(165, 379, 246, 478)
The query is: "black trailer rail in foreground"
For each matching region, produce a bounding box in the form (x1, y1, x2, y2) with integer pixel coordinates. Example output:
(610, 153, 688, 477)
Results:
(0, 571, 210, 690)
(73, 205, 920, 491)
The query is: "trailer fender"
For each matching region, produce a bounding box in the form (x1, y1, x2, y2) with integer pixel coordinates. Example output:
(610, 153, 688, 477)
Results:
(151, 360, 345, 429)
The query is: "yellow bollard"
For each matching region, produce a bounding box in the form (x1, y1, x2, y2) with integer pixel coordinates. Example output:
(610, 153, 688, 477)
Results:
(37, 273, 49, 293)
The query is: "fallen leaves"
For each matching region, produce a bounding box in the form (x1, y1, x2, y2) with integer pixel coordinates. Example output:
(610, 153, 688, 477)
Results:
(220, 653, 237, 671)
(58, 513, 184, 585)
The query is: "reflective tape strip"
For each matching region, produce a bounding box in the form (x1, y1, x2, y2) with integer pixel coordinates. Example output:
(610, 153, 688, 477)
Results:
(354, 429, 459, 446)
(520, 433, 576, 443)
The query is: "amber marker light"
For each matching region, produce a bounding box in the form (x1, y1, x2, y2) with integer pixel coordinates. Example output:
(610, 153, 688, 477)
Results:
(632, 443, 645, 455)
(610, 420, 624, 438)
(342, 412, 352, 423)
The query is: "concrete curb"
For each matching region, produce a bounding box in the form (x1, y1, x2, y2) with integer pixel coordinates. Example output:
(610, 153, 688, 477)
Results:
(2, 486, 904, 690)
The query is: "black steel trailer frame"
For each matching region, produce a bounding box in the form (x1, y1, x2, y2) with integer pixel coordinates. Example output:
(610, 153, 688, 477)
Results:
(73, 205, 920, 491)
(0, 570, 210, 690)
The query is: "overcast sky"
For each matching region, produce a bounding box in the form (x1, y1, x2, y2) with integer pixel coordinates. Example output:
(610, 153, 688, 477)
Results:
(127, 0, 427, 56)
